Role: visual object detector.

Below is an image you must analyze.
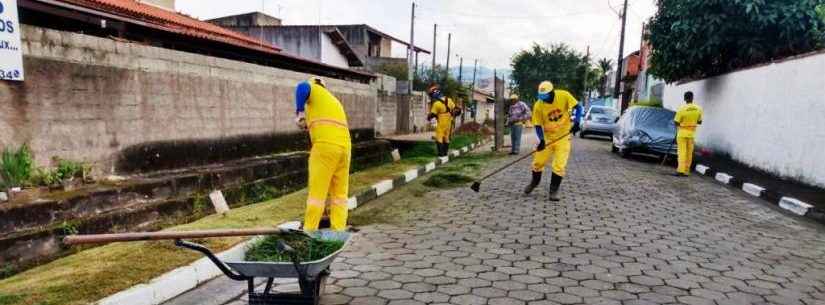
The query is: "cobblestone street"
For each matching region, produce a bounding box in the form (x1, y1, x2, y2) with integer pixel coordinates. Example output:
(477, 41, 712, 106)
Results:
(170, 138, 825, 305)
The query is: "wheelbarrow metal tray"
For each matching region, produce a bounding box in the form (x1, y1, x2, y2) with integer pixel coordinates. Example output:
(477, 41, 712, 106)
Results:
(226, 231, 352, 278)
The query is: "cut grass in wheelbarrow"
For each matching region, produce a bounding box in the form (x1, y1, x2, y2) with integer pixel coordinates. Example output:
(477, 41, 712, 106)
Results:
(245, 234, 346, 262)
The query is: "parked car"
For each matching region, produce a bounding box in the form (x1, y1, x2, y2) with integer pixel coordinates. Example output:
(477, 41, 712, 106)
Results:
(612, 106, 678, 158)
(580, 106, 619, 138)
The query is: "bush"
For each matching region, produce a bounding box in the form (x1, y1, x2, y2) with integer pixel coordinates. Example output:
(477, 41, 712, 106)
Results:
(648, 0, 825, 82)
(631, 98, 663, 108)
(28, 158, 89, 187)
(0, 145, 34, 189)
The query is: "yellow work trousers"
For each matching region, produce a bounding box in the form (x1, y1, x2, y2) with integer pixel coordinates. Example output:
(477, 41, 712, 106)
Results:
(304, 142, 351, 231)
(677, 137, 695, 175)
(435, 121, 452, 144)
(531, 136, 572, 176)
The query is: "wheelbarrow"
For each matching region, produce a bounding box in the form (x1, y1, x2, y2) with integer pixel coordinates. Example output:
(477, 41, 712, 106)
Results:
(64, 228, 352, 305)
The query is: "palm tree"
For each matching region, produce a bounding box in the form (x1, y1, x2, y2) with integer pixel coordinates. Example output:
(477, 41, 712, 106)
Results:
(597, 58, 613, 97)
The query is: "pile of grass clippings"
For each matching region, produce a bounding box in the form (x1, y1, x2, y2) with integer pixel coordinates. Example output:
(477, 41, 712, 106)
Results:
(245, 234, 345, 263)
(423, 173, 476, 188)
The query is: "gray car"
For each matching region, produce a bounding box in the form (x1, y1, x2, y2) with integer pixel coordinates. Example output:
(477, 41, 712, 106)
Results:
(580, 106, 619, 138)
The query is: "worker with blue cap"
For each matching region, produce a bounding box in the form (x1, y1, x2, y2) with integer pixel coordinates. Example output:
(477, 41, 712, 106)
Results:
(294, 77, 351, 231)
(523, 81, 583, 201)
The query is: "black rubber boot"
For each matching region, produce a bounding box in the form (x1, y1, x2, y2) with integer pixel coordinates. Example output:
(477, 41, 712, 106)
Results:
(548, 173, 563, 202)
(523, 171, 543, 195)
(436, 143, 444, 157)
(439, 143, 447, 157)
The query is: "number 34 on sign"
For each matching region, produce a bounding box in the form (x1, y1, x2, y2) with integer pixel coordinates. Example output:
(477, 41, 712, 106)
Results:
(0, 0, 24, 81)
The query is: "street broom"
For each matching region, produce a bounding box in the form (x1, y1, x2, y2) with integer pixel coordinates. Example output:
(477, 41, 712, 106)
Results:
(470, 132, 571, 193)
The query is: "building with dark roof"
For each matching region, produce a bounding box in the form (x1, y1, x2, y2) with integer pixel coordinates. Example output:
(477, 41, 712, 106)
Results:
(208, 13, 430, 72)
(16, 0, 373, 82)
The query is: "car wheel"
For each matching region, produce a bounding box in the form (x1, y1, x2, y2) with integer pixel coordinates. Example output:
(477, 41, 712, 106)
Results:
(619, 147, 632, 158)
(611, 144, 618, 153)
(579, 131, 587, 139)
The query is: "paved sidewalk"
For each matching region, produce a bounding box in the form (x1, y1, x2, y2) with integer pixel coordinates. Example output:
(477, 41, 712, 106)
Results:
(166, 138, 825, 305)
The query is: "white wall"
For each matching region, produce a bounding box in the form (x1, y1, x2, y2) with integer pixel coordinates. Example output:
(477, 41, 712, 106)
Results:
(663, 51, 825, 187)
(320, 34, 350, 69)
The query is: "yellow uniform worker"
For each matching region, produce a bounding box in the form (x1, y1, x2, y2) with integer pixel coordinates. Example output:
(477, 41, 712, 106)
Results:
(427, 85, 460, 157)
(524, 81, 583, 202)
(673, 91, 703, 176)
(295, 77, 351, 231)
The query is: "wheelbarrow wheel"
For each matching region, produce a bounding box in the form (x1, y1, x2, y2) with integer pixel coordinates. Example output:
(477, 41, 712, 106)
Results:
(313, 273, 328, 305)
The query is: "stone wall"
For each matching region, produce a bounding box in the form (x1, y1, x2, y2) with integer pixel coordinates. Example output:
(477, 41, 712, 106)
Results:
(0, 25, 376, 174)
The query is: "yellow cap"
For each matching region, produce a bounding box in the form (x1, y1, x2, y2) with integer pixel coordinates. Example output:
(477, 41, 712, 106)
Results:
(509, 94, 519, 100)
(538, 81, 554, 94)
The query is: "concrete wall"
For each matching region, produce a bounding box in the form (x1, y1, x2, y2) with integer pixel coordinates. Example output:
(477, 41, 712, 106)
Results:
(663, 51, 825, 188)
(0, 25, 376, 173)
(376, 93, 399, 136)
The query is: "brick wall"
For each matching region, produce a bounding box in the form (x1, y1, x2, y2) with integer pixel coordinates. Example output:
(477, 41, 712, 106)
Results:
(0, 25, 376, 173)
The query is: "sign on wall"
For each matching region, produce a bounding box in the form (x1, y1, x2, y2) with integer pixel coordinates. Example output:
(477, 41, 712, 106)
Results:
(0, 0, 24, 81)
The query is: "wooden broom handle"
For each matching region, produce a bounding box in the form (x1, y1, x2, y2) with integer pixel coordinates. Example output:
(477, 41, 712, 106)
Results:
(63, 228, 295, 245)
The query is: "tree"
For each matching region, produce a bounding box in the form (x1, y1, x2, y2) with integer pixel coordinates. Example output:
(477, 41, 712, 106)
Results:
(413, 65, 468, 101)
(510, 43, 595, 104)
(597, 58, 613, 97)
(647, 0, 825, 82)
(375, 63, 408, 81)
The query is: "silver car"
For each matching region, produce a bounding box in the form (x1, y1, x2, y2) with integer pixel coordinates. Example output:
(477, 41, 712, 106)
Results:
(580, 106, 619, 138)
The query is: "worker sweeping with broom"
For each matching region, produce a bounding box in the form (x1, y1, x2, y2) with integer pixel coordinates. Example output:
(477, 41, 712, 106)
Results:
(427, 84, 460, 157)
(294, 77, 351, 231)
(523, 81, 583, 201)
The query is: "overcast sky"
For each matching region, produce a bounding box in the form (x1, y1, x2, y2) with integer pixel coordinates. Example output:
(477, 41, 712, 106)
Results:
(177, 0, 657, 70)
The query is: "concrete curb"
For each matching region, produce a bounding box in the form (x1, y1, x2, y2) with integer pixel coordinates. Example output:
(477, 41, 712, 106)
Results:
(693, 163, 824, 223)
(94, 137, 491, 305)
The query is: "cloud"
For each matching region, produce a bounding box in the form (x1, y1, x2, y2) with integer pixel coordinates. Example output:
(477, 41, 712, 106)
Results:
(177, 0, 656, 69)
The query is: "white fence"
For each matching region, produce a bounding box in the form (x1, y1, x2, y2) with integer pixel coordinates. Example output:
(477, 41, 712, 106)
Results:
(663, 51, 825, 188)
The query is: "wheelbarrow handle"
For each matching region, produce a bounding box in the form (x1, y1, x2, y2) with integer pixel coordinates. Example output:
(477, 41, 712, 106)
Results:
(174, 239, 249, 281)
(63, 227, 311, 245)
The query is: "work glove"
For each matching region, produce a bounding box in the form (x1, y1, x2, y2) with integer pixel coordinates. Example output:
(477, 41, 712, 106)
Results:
(571, 121, 581, 135)
(295, 112, 307, 130)
(536, 140, 546, 151)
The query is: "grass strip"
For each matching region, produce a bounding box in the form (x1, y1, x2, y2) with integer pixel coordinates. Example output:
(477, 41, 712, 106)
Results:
(0, 161, 417, 305)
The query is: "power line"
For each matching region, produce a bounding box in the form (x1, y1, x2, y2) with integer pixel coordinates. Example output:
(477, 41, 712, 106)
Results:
(416, 5, 609, 20)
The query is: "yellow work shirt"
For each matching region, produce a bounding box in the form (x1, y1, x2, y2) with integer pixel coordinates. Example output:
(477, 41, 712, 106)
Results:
(531, 90, 578, 141)
(430, 98, 456, 127)
(674, 103, 703, 138)
(306, 82, 351, 148)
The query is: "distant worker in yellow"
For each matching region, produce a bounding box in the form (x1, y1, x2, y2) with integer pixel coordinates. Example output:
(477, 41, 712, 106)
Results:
(673, 91, 703, 177)
(295, 77, 351, 231)
(427, 85, 461, 157)
(523, 81, 583, 201)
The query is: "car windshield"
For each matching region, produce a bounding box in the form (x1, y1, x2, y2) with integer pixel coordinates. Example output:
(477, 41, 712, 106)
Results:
(590, 107, 618, 118)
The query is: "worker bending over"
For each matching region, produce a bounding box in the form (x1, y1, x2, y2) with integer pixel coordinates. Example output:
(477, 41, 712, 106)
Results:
(673, 91, 703, 177)
(295, 77, 351, 231)
(523, 81, 583, 202)
(427, 85, 461, 157)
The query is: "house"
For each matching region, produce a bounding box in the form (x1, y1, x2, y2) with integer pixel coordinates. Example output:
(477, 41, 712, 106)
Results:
(208, 13, 430, 71)
(634, 27, 666, 104)
(618, 50, 641, 112)
(470, 88, 495, 123)
(14, 0, 373, 82)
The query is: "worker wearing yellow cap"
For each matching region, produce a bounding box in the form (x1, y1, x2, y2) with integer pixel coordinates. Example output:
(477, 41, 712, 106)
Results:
(673, 91, 703, 177)
(524, 81, 583, 201)
(295, 77, 351, 231)
(427, 85, 460, 157)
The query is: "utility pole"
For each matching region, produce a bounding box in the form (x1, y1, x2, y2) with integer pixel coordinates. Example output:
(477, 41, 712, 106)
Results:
(471, 59, 478, 122)
(431, 24, 437, 83)
(613, 0, 629, 102)
(444, 33, 452, 84)
(407, 1, 415, 94)
(582, 45, 590, 108)
(458, 56, 464, 123)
